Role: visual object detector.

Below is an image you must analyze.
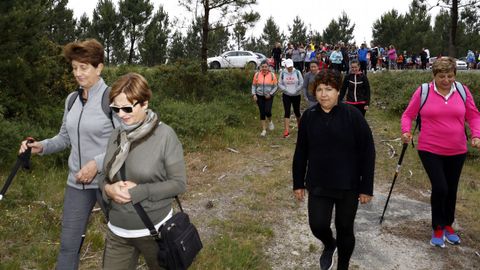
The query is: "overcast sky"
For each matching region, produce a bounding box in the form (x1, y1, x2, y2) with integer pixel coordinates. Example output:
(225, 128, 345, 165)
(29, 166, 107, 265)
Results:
(67, 0, 441, 46)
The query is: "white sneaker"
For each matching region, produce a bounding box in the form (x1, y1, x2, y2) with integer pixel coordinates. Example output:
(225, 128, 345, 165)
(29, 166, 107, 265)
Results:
(268, 121, 274, 131)
(260, 130, 267, 137)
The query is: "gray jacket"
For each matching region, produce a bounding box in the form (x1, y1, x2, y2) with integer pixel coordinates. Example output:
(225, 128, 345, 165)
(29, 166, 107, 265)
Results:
(100, 122, 187, 230)
(40, 78, 119, 189)
(303, 72, 317, 102)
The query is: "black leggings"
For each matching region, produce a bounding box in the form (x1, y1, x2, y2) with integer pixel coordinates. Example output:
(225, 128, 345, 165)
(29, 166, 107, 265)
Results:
(308, 191, 359, 270)
(256, 95, 274, 120)
(351, 103, 366, 116)
(282, 94, 301, 118)
(360, 61, 368, 75)
(418, 150, 466, 229)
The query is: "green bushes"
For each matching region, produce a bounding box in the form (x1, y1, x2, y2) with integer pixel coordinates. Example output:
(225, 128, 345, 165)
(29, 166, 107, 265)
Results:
(0, 64, 256, 166)
(370, 71, 480, 116)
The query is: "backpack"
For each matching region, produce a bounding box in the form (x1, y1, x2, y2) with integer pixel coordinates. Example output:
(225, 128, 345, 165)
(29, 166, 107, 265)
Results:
(67, 86, 115, 128)
(413, 81, 467, 134)
(255, 71, 275, 82)
(281, 69, 301, 81)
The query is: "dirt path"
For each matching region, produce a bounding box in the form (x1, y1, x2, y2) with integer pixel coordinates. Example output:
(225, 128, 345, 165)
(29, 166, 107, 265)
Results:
(182, 130, 479, 269)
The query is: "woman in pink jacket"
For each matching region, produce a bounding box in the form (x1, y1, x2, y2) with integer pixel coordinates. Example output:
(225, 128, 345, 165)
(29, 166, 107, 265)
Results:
(401, 57, 480, 248)
(387, 45, 397, 70)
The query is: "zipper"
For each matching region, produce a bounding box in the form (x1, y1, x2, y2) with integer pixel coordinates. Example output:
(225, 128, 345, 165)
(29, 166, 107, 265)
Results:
(354, 74, 358, 102)
(77, 100, 85, 189)
(262, 73, 266, 96)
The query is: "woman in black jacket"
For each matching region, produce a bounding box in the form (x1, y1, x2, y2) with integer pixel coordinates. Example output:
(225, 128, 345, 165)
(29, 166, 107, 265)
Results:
(292, 69, 375, 270)
(339, 59, 371, 116)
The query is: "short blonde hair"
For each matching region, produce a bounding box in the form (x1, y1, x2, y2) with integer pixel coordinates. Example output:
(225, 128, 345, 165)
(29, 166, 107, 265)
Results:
(110, 73, 152, 105)
(432, 57, 456, 76)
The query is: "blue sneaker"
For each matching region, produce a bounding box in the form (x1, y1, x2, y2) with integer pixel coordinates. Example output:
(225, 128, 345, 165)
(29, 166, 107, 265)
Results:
(444, 225, 461, 245)
(430, 226, 445, 248)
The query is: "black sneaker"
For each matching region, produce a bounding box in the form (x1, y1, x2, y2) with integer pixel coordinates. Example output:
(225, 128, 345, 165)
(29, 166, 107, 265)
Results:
(320, 245, 337, 270)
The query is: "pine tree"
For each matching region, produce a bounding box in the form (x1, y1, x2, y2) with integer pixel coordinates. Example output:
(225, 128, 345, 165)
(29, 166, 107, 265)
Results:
(183, 17, 202, 59)
(372, 9, 405, 47)
(208, 23, 230, 57)
(91, 0, 119, 65)
(75, 13, 92, 40)
(169, 30, 186, 63)
(45, 0, 76, 45)
(322, 12, 355, 45)
(288, 16, 307, 45)
(139, 6, 170, 66)
(233, 23, 247, 50)
(118, 0, 153, 64)
(260, 16, 283, 50)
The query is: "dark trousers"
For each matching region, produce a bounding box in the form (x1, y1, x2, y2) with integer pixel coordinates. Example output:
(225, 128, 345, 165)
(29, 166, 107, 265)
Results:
(351, 104, 366, 116)
(274, 58, 281, 72)
(359, 61, 367, 75)
(282, 94, 301, 118)
(308, 191, 359, 270)
(294, 61, 304, 73)
(418, 151, 466, 229)
(371, 58, 377, 71)
(256, 95, 274, 120)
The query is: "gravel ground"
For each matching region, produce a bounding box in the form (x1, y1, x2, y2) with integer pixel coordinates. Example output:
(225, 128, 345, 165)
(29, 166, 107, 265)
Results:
(265, 190, 478, 270)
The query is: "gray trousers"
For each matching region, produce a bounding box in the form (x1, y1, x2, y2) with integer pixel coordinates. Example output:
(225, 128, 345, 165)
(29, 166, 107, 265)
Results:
(103, 229, 165, 270)
(56, 186, 100, 270)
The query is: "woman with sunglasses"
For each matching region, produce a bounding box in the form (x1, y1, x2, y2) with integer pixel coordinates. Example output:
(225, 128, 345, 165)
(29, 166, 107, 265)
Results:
(99, 73, 186, 269)
(18, 39, 119, 269)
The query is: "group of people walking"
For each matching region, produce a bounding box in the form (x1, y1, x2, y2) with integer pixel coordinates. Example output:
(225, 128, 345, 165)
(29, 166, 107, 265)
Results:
(12, 37, 480, 270)
(288, 55, 480, 270)
(251, 57, 371, 138)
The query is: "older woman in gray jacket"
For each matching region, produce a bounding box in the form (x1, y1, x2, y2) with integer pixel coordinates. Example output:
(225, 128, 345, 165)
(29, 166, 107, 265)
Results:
(99, 73, 186, 270)
(19, 39, 118, 270)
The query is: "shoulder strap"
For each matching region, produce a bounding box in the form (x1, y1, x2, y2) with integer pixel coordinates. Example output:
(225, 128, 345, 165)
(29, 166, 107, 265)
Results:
(67, 86, 114, 128)
(67, 91, 79, 111)
(454, 81, 467, 104)
(413, 83, 430, 136)
(102, 87, 115, 128)
(255, 71, 259, 81)
(419, 83, 430, 111)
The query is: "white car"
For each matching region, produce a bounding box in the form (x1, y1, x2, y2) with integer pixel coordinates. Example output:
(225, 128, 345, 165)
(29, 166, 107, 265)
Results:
(455, 59, 468, 70)
(207, 50, 260, 69)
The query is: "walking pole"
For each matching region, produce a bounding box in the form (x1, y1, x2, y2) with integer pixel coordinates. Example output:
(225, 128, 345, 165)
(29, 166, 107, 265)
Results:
(379, 143, 409, 224)
(0, 138, 34, 201)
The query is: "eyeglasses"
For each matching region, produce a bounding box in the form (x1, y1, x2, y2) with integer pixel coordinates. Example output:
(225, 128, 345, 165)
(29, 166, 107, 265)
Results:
(110, 101, 140, 113)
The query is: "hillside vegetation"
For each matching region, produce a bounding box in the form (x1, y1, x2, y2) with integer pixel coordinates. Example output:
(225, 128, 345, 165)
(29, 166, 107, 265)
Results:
(0, 69, 479, 269)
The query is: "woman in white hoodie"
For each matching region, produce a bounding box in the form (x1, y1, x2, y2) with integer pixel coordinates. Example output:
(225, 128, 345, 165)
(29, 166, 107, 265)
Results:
(278, 59, 304, 138)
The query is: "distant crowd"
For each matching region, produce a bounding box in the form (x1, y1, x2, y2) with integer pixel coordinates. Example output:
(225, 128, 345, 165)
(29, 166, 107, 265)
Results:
(270, 41, 480, 74)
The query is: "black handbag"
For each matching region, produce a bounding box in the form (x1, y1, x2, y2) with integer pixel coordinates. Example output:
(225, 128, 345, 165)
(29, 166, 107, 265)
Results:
(133, 197, 203, 270)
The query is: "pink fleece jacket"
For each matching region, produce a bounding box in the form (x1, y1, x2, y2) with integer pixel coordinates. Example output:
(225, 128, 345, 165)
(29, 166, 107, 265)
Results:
(401, 82, 480, 155)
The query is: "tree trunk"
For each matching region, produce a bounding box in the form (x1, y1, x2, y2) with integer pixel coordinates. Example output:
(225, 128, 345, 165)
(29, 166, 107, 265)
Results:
(106, 40, 111, 66)
(201, 1, 209, 73)
(449, 0, 458, 57)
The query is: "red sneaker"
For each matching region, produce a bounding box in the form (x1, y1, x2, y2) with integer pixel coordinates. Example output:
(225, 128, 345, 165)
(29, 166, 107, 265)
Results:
(283, 129, 289, 138)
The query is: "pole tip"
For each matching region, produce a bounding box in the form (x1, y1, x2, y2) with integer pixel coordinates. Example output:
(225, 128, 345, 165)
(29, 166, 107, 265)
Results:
(0, 194, 3, 201)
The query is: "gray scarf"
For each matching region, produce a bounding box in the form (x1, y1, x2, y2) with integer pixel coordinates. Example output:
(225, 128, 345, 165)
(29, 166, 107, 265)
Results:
(107, 109, 159, 182)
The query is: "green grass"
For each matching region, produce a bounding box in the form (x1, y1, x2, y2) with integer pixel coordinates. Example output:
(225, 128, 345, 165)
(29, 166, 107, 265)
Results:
(1, 70, 480, 268)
